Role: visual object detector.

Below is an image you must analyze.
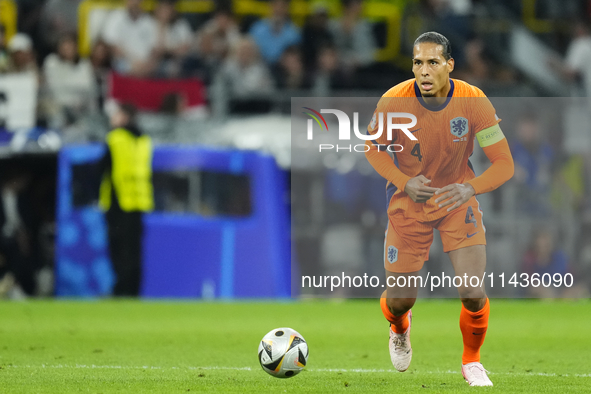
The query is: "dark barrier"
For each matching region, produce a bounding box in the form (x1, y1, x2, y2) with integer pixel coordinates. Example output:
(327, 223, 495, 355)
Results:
(56, 145, 290, 298)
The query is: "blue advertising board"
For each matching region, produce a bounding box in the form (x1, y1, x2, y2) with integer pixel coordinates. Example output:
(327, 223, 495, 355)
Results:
(55, 145, 291, 298)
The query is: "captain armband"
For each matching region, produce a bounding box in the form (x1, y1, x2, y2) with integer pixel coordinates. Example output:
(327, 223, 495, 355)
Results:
(475, 124, 505, 148)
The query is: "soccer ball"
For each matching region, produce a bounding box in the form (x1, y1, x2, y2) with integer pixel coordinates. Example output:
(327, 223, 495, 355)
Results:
(258, 327, 308, 378)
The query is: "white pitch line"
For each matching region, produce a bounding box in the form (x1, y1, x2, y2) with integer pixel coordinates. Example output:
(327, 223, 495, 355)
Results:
(3, 365, 590, 378)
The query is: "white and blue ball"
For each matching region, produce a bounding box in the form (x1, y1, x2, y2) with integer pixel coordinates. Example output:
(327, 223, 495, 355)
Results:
(258, 327, 308, 378)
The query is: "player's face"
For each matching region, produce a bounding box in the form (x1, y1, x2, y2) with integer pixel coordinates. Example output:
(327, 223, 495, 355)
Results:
(412, 43, 454, 98)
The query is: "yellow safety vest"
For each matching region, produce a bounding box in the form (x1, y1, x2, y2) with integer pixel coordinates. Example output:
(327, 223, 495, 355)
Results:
(99, 128, 154, 212)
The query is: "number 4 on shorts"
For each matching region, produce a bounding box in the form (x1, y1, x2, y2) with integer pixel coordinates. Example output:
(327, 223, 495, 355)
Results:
(465, 206, 477, 227)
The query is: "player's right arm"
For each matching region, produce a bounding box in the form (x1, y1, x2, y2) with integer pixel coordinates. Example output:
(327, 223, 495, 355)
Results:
(364, 104, 438, 203)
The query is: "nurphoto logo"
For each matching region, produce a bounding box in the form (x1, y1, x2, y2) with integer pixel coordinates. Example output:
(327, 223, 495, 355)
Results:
(302, 107, 417, 153)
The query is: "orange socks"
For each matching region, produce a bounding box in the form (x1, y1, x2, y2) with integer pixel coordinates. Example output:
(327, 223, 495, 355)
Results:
(380, 296, 410, 334)
(459, 298, 490, 365)
(379, 295, 490, 364)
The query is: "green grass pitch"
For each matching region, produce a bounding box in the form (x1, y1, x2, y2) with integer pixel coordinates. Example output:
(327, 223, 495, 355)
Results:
(0, 300, 589, 393)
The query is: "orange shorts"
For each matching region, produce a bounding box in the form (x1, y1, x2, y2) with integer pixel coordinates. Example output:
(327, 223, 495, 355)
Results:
(384, 196, 486, 273)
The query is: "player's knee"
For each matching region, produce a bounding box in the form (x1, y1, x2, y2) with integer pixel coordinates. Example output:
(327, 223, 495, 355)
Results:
(386, 297, 415, 316)
(458, 284, 486, 300)
(460, 296, 486, 312)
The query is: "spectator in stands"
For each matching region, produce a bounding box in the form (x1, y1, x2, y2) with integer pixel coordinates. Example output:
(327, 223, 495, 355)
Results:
(6, 33, 38, 75)
(89, 40, 113, 109)
(40, 0, 83, 56)
(558, 20, 591, 96)
(511, 113, 555, 217)
(90, 40, 112, 76)
(101, 0, 158, 77)
(43, 33, 96, 128)
(4, 33, 43, 129)
(249, 0, 301, 65)
(273, 45, 309, 90)
(425, 0, 473, 41)
(195, 4, 240, 66)
(301, 4, 334, 73)
(152, 0, 192, 78)
(329, 0, 376, 84)
(552, 21, 591, 196)
(312, 45, 348, 95)
(221, 37, 274, 112)
(221, 37, 274, 113)
(190, 5, 240, 83)
(0, 25, 9, 73)
(455, 39, 490, 86)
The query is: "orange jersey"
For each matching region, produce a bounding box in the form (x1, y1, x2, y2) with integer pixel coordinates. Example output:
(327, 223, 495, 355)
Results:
(367, 78, 500, 221)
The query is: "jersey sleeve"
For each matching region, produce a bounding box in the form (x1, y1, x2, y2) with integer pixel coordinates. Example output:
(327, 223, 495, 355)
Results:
(466, 137, 514, 194)
(475, 123, 506, 148)
(470, 90, 500, 136)
(365, 140, 412, 192)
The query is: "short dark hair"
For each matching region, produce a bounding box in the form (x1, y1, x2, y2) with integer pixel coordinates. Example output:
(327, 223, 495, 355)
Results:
(414, 32, 452, 60)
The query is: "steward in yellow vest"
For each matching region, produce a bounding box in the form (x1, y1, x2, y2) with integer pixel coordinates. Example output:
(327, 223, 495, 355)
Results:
(100, 104, 153, 296)
(99, 128, 154, 213)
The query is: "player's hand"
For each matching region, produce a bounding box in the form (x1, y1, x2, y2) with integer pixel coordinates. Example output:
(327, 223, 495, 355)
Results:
(434, 183, 475, 212)
(404, 175, 439, 203)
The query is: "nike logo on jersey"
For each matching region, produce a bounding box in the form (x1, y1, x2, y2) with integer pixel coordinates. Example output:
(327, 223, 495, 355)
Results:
(472, 332, 484, 335)
(410, 128, 422, 133)
(467, 232, 480, 238)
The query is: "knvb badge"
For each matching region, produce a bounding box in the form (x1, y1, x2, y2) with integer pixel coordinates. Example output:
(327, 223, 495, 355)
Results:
(450, 117, 468, 143)
(302, 107, 418, 153)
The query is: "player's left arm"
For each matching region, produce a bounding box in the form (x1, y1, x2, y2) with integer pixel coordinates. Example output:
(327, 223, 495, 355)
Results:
(435, 124, 514, 211)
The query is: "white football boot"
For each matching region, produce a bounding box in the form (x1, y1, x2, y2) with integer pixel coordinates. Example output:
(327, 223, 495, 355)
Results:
(389, 310, 412, 372)
(461, 362, 493, 386)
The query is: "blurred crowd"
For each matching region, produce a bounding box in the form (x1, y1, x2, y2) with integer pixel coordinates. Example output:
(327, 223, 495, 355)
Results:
(1, 0, 556, 126)
(0, 0, 400, 129)
(3, 0, 588, 127)
(1, 0, 591, 116)
(506, 110, 591, 297)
